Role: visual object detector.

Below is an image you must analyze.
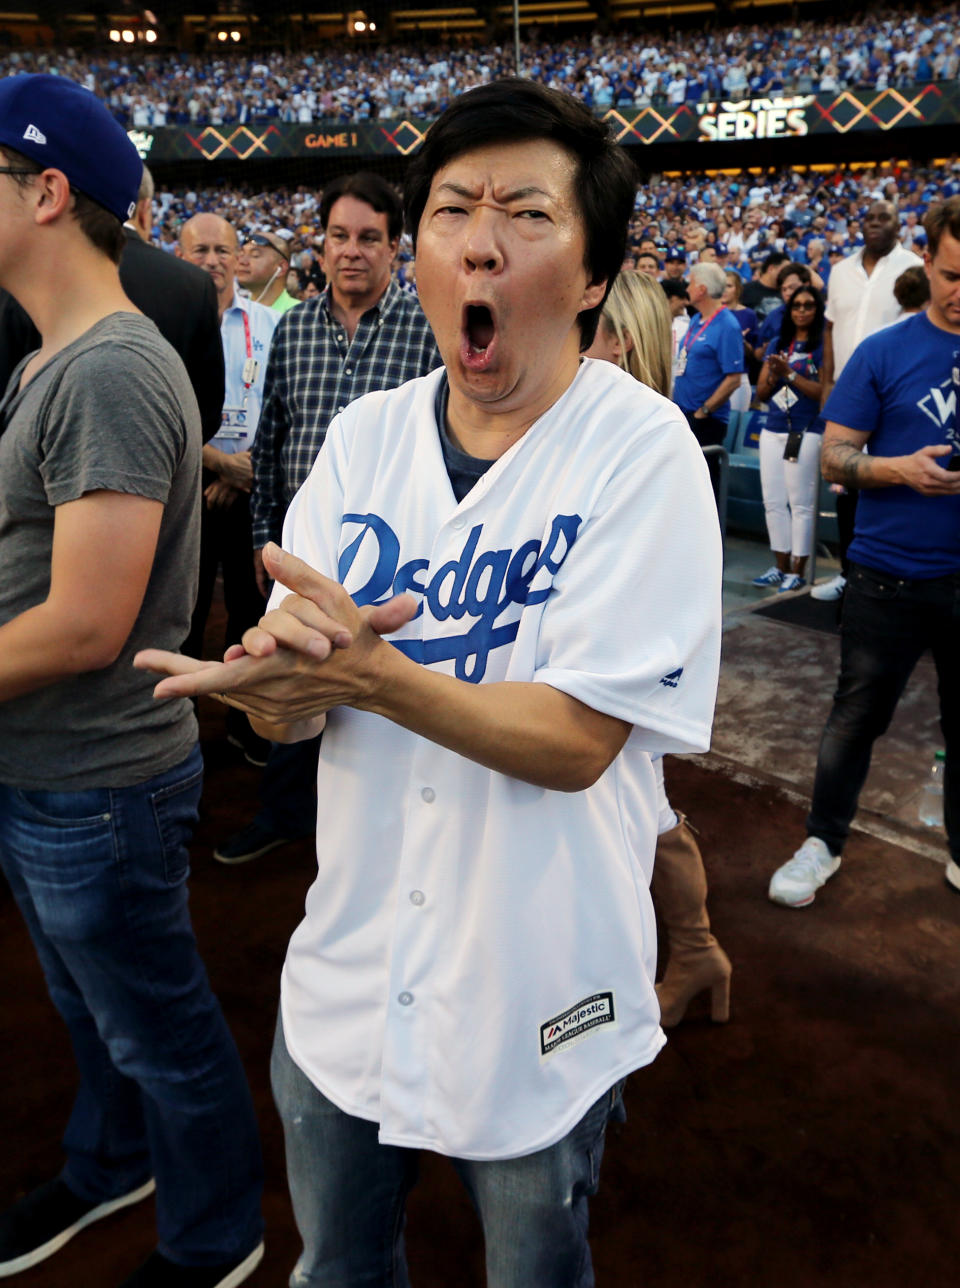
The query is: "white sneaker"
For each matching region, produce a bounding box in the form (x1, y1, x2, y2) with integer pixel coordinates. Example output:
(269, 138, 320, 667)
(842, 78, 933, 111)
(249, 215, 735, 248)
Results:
(946, 860, 960, 894)
(778, 573, 806, 593)
(768, 837, 841, 907)
(810, 574, 846, 601)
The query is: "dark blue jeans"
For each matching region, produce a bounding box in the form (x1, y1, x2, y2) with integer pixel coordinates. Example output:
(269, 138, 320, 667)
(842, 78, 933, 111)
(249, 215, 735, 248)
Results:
(807, 561, 960, 860)
(255, 735, 320, 838)
(0, 745, 263, 1266)
(271, 1014, 625, 1288)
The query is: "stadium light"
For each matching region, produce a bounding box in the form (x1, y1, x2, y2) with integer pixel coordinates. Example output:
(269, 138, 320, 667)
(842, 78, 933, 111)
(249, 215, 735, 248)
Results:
(217, 30, 228, 41)
(145, 30, 157, 43)
(230, 30, 241, 41)
(121, 29, 135, 43)
(108, 30, 121, 42)
(347, 9, 371, 37)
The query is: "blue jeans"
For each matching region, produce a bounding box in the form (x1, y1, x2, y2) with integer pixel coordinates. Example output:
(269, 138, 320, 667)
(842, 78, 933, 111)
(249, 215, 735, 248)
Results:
(0, 745, 263, 1266)
(807, 561, 960, 860)
(270, 1014, 626, 1288)
(256, 736, 321, 838)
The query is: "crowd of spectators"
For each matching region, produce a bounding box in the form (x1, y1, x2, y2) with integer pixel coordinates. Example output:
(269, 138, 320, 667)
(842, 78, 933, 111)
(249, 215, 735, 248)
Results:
(2, 4, 960, 127)
(151, 158, 960, 296)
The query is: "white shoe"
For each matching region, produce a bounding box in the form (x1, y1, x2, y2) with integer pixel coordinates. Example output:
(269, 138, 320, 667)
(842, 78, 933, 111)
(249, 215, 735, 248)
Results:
(810, 574, 846, 601)
(778, 573, 806, 594)
(768, 837, 841, 907)
(946, 860, 960, 894)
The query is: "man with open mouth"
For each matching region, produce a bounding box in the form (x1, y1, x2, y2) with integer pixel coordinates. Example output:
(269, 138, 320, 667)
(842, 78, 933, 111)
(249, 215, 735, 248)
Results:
(139, 79, 722, 1287)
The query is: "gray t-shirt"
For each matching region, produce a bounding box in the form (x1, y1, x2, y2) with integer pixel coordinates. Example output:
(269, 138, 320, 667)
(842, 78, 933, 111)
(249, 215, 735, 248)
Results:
(0, 313, 201, 789)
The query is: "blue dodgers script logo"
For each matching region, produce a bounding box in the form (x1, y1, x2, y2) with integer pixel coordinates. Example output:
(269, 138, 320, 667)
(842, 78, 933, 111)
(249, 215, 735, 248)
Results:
(338, 512, 582, 682)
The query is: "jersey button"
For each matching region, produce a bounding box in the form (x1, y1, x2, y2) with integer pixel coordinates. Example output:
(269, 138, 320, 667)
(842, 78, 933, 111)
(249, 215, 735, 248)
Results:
(420, 787, 436, 804)
(345, 365, 353, 374)
(409, 890, 426, 906)
(451, 516, 466, 530)
(398, 991, 414, 1007)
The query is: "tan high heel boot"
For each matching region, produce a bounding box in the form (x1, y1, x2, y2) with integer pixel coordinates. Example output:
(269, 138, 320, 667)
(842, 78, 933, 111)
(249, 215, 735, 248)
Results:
(651, 813, 731, 1027)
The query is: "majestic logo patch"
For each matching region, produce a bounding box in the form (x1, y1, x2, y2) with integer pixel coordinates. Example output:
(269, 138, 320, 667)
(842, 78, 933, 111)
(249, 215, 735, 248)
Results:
(23, 124, 47, 146)
(540, 992, 616, 1060)
(659, 667, 683, 689)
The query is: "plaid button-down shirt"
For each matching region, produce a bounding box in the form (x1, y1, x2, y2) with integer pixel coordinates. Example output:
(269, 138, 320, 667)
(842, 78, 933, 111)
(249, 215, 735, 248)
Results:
(250, 277, 440, 548)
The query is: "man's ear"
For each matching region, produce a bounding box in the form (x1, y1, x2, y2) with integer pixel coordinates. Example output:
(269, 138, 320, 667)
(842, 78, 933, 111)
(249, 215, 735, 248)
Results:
(580, 278, 607, 313)
(33, 169, 73, 226)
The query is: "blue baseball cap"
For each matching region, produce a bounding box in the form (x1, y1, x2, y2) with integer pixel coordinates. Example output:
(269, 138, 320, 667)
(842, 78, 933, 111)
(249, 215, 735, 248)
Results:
(0, 73, 141, 222)
(714, 241, 729, 255)
(664, 247, 686, 263)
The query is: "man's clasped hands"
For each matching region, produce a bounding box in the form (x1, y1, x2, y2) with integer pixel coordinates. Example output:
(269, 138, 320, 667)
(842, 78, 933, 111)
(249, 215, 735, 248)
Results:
(135, 542, 418, 734)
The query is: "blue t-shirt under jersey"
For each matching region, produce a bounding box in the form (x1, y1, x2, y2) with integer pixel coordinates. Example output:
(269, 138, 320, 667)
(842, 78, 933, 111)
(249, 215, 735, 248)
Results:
(824, 311, 960, 579)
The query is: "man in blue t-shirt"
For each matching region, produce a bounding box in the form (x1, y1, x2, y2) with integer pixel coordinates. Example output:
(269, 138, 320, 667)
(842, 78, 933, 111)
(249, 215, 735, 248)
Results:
(768, 197, 960, 909)
(673, 261, 745, 497)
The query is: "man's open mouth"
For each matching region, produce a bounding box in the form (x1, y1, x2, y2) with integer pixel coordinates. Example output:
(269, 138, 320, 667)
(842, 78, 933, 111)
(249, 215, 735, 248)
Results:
(465, 304, 495, 355)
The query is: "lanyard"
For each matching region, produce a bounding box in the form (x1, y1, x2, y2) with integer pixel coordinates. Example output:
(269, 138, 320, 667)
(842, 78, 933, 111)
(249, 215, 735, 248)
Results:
(682, 305, 726, 356)
(241, 311, 253, 390)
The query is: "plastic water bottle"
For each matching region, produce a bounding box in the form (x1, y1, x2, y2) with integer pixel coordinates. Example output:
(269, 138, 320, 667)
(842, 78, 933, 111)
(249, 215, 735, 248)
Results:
(919, 750, 946, 827)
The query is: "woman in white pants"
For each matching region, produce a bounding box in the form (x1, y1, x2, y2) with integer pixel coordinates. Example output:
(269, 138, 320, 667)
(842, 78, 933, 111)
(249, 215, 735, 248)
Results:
(752, 285, 826, 593)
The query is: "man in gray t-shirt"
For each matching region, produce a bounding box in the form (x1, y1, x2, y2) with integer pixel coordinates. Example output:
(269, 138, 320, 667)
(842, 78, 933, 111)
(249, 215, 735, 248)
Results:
(0, 76, 263, 1288)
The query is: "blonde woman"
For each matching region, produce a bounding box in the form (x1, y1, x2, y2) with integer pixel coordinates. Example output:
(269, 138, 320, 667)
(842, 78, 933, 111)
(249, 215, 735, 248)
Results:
(586, 272, 732, 1027)
(585, 267, 674, 395)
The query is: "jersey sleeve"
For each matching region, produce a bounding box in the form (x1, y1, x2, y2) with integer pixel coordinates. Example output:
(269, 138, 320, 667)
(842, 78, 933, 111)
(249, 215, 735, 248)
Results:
(822, 337, 882, 435)
(532, 413, 722, 755)
(267, 410, 348, 611)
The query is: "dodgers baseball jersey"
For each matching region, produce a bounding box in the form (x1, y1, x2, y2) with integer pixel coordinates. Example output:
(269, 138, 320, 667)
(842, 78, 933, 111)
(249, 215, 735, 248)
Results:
(272, 358, 722, 1160)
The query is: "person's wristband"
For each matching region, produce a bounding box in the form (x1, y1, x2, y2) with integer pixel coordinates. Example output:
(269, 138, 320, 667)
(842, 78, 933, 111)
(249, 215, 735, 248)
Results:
(787, 371, 797, 385)
(698, 404, 710, 416)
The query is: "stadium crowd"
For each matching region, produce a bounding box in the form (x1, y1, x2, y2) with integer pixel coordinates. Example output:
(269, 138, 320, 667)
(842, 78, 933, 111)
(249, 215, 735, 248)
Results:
(150, 158, 960, 292)
(2, 3, 960, 126)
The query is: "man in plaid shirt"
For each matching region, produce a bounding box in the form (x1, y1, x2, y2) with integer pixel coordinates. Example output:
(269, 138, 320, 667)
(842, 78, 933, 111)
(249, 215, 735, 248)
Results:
(215, 172, 439, 865)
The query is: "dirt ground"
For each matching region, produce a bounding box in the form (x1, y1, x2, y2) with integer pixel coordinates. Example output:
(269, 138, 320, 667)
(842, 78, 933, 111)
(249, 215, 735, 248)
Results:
(2, 704, 959, 1288)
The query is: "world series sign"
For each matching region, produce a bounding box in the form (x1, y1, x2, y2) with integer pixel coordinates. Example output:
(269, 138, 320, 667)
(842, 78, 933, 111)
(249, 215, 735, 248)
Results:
(695, 95, 815, 142)
(130, 81, 957, 162)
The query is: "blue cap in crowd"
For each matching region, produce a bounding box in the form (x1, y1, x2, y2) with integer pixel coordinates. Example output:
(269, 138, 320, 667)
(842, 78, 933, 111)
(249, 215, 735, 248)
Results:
(0, 73, 141, 222)
(664, 247, 686, 262)
(714, 241, 729, 255)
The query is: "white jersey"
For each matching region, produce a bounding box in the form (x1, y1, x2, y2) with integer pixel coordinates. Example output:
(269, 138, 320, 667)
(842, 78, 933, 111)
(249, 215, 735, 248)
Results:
(273, 359, 722, 1160)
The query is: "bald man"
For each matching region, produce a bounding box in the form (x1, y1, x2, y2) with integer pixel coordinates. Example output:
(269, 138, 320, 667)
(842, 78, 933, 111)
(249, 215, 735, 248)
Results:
(177, 215, 280, 762)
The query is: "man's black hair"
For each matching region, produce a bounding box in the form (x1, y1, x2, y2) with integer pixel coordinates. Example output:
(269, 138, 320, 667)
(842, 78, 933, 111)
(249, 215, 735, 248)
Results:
(661, 278, 689, 300)
(403, 78, 638, 350)
(775, 261, 812, 291)
(761, 250, 789, 274)
(320, 171, 403, 242)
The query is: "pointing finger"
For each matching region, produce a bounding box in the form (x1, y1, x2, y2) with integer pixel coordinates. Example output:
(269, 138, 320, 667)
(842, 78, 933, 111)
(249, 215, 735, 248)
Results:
(262, 544, 344, 614)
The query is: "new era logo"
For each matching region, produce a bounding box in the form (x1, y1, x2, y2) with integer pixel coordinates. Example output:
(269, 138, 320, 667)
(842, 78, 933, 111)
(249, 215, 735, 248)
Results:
(23, 124, 46, 146)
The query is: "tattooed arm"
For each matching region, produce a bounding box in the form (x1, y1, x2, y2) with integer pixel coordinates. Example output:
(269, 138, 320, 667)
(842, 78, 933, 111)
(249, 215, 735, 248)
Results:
(822, 422, 960, 496)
